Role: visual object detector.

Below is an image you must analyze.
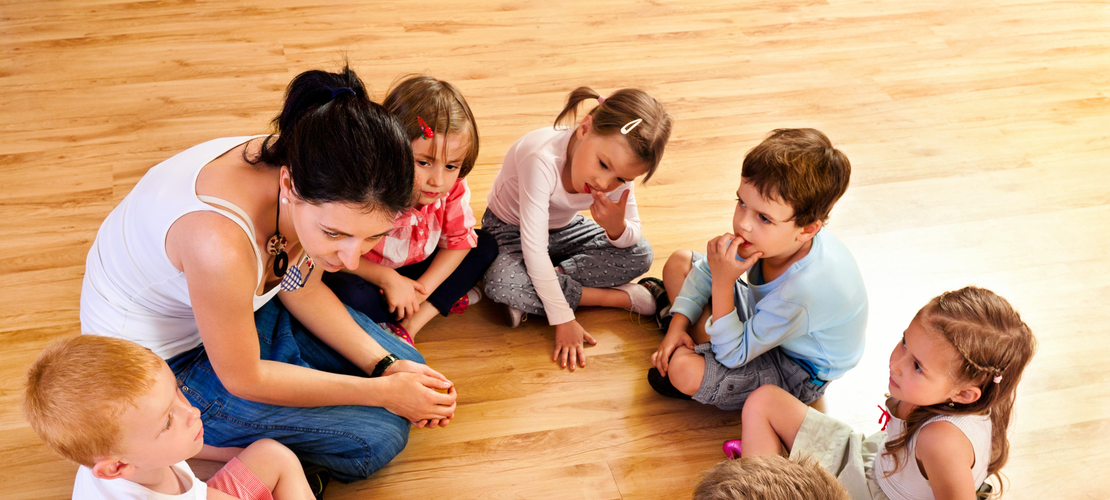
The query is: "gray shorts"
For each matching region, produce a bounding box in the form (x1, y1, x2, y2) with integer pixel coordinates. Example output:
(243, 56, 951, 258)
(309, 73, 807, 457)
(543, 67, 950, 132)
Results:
(692, 345, 828, 411)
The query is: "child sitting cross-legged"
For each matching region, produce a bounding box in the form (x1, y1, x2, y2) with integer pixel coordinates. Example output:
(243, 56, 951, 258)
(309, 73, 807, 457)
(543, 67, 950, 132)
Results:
(739, 286, 1036, 499)
(321, 75, 497, 344)
(23, 335, 315, 500)
(648, 128, 868, 409)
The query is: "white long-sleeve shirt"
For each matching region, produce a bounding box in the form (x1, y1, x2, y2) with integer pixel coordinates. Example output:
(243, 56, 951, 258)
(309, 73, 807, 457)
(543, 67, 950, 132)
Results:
(486, 127, 642, 324)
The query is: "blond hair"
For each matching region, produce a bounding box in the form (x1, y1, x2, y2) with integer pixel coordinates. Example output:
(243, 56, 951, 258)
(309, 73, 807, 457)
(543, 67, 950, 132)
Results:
(693, 455, 850, 500)
(23, 335, 164, 467)
(883, 286, 1036, 494)
(383, 75, 480, 178)
(554, 87, 672, 182)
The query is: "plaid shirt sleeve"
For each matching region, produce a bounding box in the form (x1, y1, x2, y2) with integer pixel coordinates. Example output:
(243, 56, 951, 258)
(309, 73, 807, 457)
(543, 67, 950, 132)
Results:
(437, 179, 479, 250)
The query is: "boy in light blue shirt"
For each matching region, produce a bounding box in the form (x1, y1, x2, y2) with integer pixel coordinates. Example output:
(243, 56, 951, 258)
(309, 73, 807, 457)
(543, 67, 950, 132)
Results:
(647, 128, 868, 410)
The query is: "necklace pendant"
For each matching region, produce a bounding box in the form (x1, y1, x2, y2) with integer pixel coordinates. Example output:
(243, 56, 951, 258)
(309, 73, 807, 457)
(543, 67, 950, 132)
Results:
(279, 255, 315, 292)
(267, 233, 287, 255)
(273, 250, 289, 277)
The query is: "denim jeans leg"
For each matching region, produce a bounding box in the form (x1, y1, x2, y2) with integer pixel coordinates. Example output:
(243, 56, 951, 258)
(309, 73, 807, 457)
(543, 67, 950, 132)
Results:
(172, 301, 424, 482)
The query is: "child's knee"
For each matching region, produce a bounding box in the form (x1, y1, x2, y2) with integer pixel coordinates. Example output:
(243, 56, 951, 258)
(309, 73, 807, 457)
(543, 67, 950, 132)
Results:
(242, 438, 292, 460)
(669, 350, 705, 395)
(664, 249, 693, 279)
(237, 438, 301, 484)
(482, 258, 519, 295)
(743, 385, 789, 419)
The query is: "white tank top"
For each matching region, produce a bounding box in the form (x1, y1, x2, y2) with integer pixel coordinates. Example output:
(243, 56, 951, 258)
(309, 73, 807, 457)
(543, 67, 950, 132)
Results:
(875, 412, 993, 500)
(80, 136, 280, 359)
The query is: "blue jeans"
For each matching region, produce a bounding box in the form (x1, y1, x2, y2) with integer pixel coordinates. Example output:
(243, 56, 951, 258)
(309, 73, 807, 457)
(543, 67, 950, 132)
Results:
(168, 300, 424, 482)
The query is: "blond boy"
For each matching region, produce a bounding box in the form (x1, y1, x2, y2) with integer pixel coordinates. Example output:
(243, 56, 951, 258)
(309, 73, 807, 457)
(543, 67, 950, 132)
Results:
(693, 455, 850, 500)
(23, 335, 314, 500)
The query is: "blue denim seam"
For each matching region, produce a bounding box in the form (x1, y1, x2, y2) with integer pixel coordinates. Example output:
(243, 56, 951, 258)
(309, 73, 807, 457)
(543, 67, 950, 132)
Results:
(206, 406, 375, 477)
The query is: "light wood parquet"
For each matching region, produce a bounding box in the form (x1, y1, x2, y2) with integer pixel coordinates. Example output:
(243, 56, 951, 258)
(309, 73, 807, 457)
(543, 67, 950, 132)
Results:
(2, 0, 1108, 498)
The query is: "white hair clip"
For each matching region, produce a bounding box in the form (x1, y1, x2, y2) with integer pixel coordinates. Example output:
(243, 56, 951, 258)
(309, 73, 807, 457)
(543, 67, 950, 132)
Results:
(620, 118, 643, 135)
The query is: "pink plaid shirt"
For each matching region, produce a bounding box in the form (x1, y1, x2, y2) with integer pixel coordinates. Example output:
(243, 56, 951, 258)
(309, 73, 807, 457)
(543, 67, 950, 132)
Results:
(364, 179, 479, 269)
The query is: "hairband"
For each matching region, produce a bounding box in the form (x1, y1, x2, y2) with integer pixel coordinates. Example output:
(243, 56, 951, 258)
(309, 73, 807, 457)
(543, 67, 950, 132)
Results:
(621, 118, 643, 135)
(993, 375, 1003, 383)
(597, 95, 606, 105)
(418, 117, 434, 140)
(331, 87, 355, 99)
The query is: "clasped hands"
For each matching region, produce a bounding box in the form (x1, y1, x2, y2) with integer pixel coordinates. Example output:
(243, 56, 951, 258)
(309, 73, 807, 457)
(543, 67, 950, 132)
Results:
(378, 359, 457, 428)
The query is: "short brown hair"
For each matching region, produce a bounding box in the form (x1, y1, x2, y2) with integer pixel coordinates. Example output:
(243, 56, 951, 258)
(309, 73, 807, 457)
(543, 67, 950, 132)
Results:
(742, 128, 851, 227)
(554, 87, 672, 183)
(693, 455, 849, 500)
(23, 335, 164, 467)
(383, 75, 480, 178)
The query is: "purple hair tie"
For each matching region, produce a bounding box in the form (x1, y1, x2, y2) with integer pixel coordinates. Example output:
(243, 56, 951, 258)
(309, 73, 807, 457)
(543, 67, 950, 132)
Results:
(331, 87, 355, 99)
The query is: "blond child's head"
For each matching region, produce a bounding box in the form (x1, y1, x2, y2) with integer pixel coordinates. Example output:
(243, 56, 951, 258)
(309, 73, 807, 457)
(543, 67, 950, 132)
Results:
(693, 455, 850, 500)
(23, 335, 203, 479)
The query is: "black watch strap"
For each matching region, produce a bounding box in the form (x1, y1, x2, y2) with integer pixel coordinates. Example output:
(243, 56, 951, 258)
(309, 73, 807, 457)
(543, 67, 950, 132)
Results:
(371, 354, 399, 378)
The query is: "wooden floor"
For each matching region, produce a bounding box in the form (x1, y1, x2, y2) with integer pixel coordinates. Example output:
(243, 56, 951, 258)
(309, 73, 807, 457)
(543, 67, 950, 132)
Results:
(2, 0, 1108, 498)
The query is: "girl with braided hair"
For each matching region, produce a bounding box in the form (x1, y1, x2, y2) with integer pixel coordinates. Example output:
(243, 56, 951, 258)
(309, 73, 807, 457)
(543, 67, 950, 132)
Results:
(737, 286, 1036, 499)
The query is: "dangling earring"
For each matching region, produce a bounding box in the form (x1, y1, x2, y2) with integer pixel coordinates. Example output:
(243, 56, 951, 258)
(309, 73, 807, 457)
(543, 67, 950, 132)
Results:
(268, 186, 289, 277)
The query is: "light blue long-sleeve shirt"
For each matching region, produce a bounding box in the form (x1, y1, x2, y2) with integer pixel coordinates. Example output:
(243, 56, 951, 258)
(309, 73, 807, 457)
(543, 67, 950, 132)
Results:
(669, 230, 868, 381)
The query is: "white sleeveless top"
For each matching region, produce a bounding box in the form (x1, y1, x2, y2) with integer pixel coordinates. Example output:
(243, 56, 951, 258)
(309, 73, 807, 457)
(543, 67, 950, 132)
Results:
(875, 412, 993, 500)
(80, 136, 280, 359)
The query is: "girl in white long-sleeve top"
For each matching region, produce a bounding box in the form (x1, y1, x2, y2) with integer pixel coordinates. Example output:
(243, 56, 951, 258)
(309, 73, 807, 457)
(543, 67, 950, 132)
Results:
(483, 87, 673, 371)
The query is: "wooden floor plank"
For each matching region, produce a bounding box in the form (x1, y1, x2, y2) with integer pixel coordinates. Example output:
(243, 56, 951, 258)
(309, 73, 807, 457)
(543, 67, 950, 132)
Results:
(2, 0, 1106, 497)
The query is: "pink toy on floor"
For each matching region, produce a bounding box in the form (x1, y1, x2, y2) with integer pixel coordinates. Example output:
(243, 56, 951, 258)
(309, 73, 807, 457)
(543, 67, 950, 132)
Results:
(722, 439, 742, 459)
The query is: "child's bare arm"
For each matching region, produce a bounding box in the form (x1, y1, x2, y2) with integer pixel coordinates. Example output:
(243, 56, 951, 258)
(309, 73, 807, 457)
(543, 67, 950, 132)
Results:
(195, 444, 244, 462)
(915, 422, 979, 500)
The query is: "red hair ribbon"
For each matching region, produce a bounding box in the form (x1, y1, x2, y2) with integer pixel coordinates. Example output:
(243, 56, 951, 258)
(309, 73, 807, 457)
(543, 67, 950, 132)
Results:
(877, 404, 892, 431)
(418, 117, 434, 140)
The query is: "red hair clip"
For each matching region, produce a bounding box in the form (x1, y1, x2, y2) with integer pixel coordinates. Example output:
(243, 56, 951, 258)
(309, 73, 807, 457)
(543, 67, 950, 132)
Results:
(418, 117, 434, 140)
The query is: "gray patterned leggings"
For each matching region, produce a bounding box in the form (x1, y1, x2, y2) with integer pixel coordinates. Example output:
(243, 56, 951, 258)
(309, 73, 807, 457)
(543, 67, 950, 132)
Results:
(481, 210, 653, 316)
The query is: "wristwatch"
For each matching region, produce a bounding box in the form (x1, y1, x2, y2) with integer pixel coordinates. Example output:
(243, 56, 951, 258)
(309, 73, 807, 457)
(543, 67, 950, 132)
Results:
(371, 354, 399, 378)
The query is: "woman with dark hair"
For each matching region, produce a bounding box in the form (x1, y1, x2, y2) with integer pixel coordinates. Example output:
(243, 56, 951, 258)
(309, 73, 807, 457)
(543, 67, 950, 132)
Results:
(79, 66, 456, 482)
